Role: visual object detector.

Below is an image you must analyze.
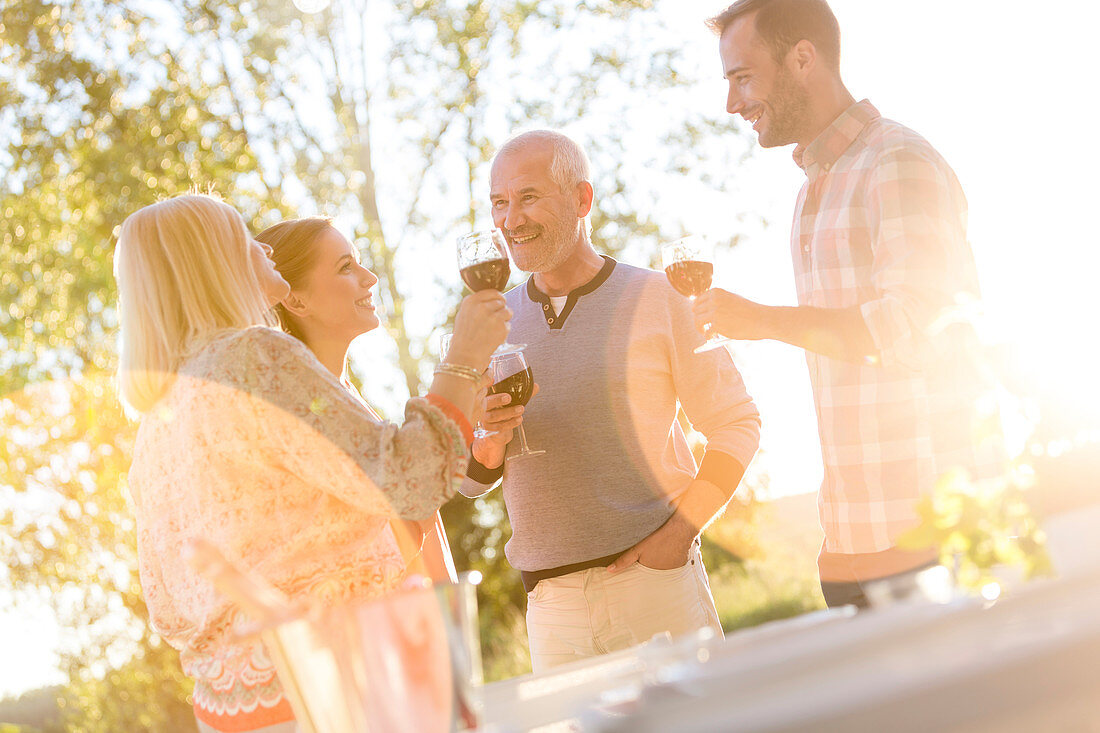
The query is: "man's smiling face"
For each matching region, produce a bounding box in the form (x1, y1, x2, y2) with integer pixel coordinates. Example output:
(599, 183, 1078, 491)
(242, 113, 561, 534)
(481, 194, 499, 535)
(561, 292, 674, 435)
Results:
(720, 12, 811, 149)
(489, 141, 584, 274)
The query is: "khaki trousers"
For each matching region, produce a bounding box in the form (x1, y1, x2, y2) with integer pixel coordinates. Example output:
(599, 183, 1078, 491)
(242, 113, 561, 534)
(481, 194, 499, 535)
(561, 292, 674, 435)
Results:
(525, 541, 723, 673)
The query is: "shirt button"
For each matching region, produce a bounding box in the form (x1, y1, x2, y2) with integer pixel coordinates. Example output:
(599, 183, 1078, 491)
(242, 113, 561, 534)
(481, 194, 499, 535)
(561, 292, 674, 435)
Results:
(547, 317, 555, 324)
(802, 245, 810, 253)
(823, 163, 831, 172)
(543, 304, 550, 311)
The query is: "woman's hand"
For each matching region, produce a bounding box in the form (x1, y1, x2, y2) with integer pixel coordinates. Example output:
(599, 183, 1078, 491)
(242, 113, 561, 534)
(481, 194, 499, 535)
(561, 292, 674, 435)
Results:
(447, 290, 512, 371)
(429, 293, 510, 429)
(470, 384, 538, 470)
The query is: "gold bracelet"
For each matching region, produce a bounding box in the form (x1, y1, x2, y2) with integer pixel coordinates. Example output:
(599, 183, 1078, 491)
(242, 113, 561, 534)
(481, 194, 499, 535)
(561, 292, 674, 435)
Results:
(434, 362, 482, 384)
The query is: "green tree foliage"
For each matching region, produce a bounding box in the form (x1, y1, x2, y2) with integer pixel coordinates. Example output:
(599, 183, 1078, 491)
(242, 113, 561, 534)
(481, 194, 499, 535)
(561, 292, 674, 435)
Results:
(2, 0, 753, 727)
(0, 378, 194, 728)
(0, 0, 288, 395)
(0, 685, 64, 731)
(440, 494, 532, 680)
(898, 468, 1053, 595)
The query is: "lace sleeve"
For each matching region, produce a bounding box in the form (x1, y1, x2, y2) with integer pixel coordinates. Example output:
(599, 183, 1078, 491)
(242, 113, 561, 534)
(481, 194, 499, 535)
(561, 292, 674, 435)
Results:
(229, 327, 469, 520)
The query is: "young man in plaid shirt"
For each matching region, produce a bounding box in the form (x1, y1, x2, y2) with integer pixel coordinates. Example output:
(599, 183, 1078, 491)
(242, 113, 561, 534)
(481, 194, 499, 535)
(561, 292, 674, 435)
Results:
(699, 0, 1002, 607)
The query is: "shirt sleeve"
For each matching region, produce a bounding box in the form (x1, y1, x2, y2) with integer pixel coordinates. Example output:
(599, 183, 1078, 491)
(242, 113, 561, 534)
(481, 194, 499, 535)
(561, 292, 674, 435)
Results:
(859, 144, 976, 372)
(463, 455, 504, 493)
(425, 394, 476, 447)
(458, 472, 499, 499)
(667, 292, 762, 494)
(235, 327, 470, 520)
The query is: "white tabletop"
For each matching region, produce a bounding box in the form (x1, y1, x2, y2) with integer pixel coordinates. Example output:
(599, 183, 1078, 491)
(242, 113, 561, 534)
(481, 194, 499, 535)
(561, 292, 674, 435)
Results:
(477, 559, 1100, 732)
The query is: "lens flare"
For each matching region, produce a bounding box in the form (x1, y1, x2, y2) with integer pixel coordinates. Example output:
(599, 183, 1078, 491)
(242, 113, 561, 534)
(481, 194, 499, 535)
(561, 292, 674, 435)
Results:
(292, 0, 331, 12)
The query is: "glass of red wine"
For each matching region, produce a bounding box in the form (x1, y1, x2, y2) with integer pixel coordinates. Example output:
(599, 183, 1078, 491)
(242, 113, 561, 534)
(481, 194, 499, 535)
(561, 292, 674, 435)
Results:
(661, 235, 732, 353)
(457, 229, 524, 355)
(488, 350, 543, 460)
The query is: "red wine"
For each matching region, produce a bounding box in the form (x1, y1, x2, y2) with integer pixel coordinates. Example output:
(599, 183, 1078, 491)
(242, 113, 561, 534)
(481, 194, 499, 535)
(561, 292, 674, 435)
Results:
(460, 258, 510, 292)
(664, 260, 713, 298)
(489, 367, 534, 407)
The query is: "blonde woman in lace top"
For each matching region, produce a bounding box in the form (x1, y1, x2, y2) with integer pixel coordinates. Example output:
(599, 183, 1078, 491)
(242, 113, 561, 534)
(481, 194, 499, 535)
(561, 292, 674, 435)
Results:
(256, 217, 460, 589)
(115, 194, 510, 733)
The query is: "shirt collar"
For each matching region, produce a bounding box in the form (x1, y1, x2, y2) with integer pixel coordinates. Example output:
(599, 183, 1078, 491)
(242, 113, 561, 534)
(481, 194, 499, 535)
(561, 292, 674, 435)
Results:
(525, 255, 616, 330)
(792, 99, 879, 180)
(525, 255, 616, 303)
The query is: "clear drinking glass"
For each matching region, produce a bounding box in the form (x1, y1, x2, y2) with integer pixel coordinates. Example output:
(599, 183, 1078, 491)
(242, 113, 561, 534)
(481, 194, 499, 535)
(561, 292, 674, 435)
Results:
(488, 350, 544, 460)
(456, 229, 524, 355)
(439, 332, 491, 440)
(660, 235, 733, 354)
(195, 540, 484, 733)
(259, 574, 485, 733)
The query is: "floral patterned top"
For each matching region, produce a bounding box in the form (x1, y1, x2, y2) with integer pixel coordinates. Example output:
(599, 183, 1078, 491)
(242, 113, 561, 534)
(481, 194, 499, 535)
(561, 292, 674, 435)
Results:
(126, 326, 471, 730)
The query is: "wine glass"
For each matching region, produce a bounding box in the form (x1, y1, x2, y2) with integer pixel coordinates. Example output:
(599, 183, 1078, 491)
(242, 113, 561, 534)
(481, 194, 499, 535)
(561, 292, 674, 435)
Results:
(456, 229, 524, 355)
(660, 235, 732, 354)
(487, 350, 544, 460)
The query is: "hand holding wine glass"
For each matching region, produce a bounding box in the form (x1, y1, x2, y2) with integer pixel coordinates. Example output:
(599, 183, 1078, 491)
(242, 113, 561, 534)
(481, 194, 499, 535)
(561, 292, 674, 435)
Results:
(432, 297, 509, 433)
(470, 380, 540, 469)
(445, 335, 542, 467)
(486, 350, 544, 461)
(690, 288, 769, 342)
(661, 235, 733, 354)
(446, 291, 512, 373)
(457, 229, 525, 354)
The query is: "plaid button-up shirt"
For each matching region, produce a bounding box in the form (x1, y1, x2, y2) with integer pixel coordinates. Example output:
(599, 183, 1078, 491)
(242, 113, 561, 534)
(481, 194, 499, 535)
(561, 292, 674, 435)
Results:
(792, 100, 999, 554)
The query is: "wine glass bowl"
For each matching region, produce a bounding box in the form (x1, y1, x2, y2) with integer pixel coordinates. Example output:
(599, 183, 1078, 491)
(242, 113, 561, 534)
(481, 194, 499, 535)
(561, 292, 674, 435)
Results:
(487, 360, 534, 410)
(662, 236, 714, 299)
(661, 236, 713, 298)
(488, 350, 543, 460)
(456, 228, 525, 355)
(457, 230, 511, 292)
(660, 235, 732, 354)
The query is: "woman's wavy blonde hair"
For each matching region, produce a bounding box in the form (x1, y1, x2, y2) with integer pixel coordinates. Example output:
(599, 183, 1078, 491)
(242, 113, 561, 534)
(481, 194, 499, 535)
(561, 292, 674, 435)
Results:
(115, 194, 273, 414)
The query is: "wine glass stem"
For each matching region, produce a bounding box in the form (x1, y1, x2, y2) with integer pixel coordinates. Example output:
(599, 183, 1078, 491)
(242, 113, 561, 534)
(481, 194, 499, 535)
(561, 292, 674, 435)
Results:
(515, 424, 533, 454)
(684, 293, 717, 337)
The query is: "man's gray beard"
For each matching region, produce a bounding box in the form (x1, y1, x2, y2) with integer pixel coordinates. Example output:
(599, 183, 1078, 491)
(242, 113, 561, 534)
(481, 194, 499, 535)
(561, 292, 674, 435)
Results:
(513, 223, 584, 274)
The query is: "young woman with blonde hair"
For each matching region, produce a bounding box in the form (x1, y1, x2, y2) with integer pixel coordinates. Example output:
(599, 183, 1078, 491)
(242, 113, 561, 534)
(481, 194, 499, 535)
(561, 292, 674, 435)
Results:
(116, 194, 509, 732)
(256, 217, 458, 585)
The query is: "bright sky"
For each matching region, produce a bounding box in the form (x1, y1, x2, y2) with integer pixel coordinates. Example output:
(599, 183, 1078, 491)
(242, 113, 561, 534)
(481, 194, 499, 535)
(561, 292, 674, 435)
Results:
(4, 0, 1098, 702)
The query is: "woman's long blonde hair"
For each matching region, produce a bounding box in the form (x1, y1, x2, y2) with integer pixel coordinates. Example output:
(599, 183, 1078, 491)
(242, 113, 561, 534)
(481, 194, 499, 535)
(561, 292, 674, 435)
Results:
(115, 194, 273, 414)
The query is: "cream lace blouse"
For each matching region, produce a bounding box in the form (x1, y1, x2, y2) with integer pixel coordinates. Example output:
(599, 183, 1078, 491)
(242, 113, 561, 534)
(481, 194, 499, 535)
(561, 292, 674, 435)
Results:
(126, 326, 470, 715)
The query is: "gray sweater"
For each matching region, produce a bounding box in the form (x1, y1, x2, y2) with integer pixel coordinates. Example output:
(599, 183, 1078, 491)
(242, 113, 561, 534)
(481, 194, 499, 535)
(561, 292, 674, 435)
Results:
(463, 257, 761, 572)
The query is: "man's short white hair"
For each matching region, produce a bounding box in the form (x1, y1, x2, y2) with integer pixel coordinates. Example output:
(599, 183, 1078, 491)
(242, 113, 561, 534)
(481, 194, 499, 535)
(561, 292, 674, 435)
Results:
(493, 129, 591, 192)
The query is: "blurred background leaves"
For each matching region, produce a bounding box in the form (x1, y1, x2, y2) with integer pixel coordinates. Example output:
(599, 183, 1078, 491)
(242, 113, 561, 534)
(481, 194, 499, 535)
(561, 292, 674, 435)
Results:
(1, 0, 762, 728)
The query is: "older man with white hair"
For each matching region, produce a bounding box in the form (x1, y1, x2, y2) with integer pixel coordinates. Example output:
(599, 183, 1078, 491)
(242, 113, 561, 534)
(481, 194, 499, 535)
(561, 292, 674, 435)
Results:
(462, 129, 761, 671)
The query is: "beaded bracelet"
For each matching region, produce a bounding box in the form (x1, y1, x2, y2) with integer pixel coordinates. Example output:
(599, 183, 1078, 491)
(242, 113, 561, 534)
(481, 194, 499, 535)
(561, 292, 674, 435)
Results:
(434, 362, 483, 384)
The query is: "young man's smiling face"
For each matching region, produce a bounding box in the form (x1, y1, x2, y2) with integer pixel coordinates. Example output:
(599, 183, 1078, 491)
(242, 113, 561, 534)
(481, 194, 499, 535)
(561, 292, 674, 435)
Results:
(719, 12, 812, 149)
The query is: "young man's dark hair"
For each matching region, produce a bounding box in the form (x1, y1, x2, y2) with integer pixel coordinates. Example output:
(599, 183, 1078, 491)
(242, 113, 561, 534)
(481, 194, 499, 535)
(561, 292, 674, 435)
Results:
(706, 0, 842, 72)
